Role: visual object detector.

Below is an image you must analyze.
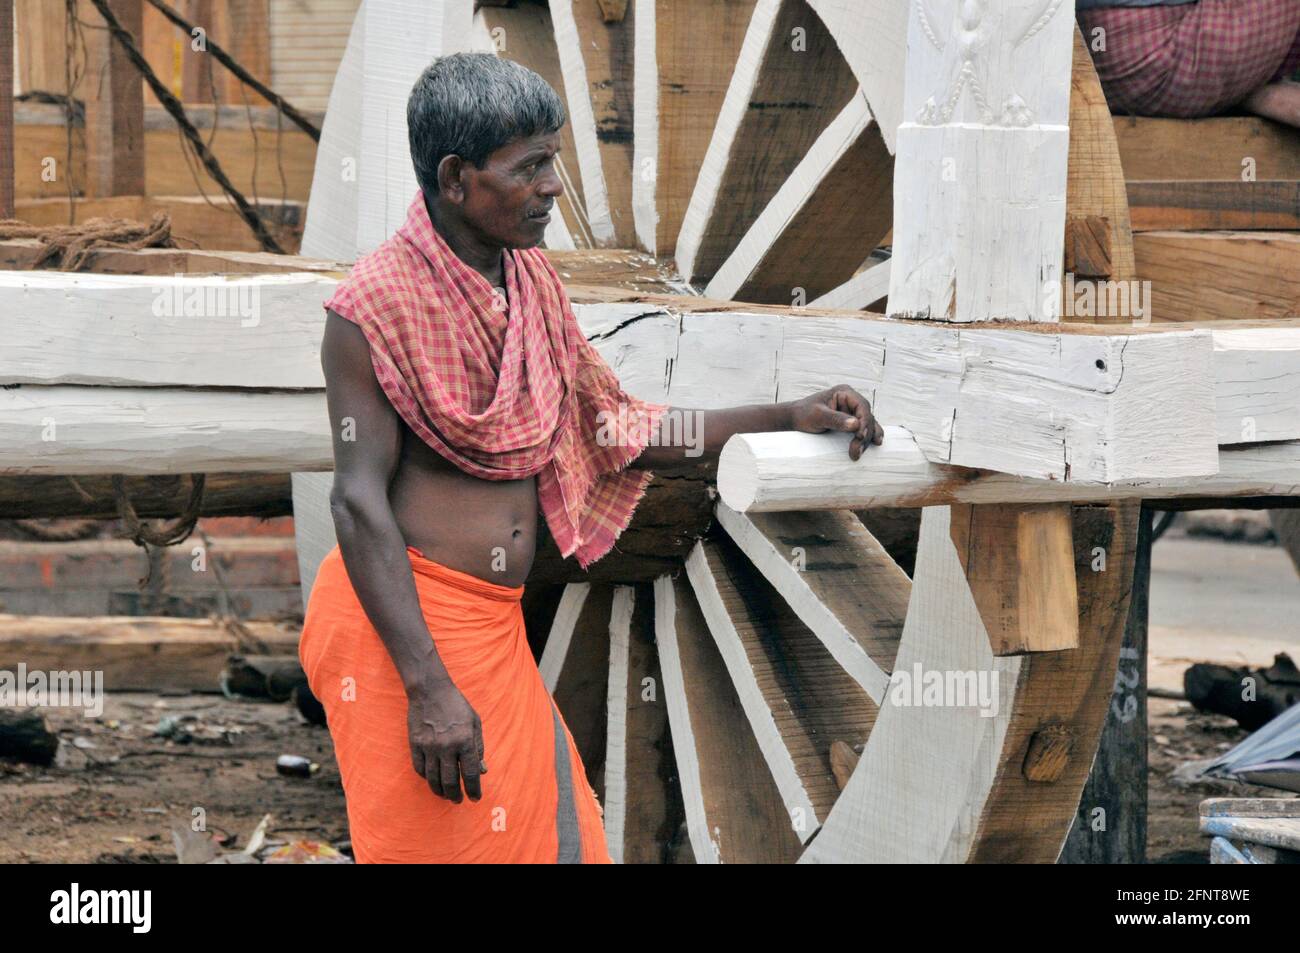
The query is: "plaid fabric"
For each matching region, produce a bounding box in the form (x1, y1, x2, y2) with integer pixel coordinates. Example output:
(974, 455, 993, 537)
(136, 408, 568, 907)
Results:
(325, 192, 669, 570)
(1079, 0, 1300, 117)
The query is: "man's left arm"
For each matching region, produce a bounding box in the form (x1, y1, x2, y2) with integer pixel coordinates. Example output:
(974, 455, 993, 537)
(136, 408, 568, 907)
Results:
(628, 384, 885, 469)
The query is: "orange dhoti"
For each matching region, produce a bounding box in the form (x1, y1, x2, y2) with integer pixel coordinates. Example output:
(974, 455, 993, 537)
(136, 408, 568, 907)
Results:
(298, 544, 612, 864)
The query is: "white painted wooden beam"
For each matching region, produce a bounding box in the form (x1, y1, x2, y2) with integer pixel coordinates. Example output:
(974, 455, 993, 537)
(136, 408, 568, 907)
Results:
(809, 259, 890, 311)
(301, 0, 473, 263)
(13, 272, 1300, 481)
(653, 573, 804, 863)
(602, 585, 635, 862)
(718, 428, 1300, 512)
(703, 92, 891, 304)
(713, 502, 901, 701)
(886, 0, 1076, 323)
(684, 539, 877, 840)
(0, 272, 336, 388)
(1215, 329, 1300, 445)
(551, 0, 617, 246)
(800, 504, 1020, 863)
(538, 582, 593, 692)
(675, 0, 857, 285)
(0, 387, 330, 475)
(807, 0, 907, 153)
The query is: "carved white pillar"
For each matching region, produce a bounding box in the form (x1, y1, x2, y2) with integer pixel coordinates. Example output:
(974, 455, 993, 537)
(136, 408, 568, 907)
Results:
(887, 0, 1076, 323)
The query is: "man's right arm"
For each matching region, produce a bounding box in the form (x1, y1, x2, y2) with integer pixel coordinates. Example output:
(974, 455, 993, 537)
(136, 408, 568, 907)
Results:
(321, 309, 484, 803)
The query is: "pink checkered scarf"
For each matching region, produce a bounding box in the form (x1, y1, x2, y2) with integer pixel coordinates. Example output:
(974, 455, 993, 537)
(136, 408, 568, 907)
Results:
(325, 192, 669, 569)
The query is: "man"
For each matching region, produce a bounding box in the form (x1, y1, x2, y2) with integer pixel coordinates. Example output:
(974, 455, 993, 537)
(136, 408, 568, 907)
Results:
(298, 52, 883, 864)
(1077, 0, 1300, 127)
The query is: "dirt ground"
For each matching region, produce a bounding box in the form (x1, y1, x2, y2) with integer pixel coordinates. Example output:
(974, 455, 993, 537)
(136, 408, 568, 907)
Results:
(0, 691, 348, 863)
(0, 685, 1284, 863)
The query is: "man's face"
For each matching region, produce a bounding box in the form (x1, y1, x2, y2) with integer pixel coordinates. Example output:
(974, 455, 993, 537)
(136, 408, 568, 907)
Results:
(457, 131, 565, 249)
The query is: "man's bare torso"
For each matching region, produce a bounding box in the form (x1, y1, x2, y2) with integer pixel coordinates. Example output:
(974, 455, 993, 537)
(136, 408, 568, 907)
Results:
(388, 411, 539, 589)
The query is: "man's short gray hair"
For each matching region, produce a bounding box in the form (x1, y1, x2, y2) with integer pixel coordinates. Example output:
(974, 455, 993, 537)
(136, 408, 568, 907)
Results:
(408, 52, 567, 195)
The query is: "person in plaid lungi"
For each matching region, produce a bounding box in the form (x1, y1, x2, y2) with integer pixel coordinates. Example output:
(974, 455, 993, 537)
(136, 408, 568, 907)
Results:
(1078, 0, 1300, 127)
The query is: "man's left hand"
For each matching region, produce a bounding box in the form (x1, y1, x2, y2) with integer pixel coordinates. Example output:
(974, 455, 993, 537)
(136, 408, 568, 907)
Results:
(789, 385, 884, 462)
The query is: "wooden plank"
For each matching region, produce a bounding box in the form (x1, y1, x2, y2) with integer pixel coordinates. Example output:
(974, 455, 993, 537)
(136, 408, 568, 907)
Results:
(550, 0, 625, 245)
(675, 0, 857, 284)
(268, 0, 362, 111)
(1063, 27, 1136, 322)
(81, 0, 146, 198)
(0, 472, 291, 519)
(805, 0, 905, 152)
(8, 277, 1277, 481)
(0, 272, 335, 388)
(685, 537, 878, 837)
(1135, 231, 1300, 323)
(1061, 506, 1153, 864)
(967, 502, 1142, 862)
(1200, 817, 1300, 854)
(602, 582, 674, 863)
(717, 428, 1300, 511)
(548, 585, 615, 801)
(1128, 180, 1300, 232)
(653, 573, 804, 863)
(801, 504, 1018, 863)
(631, 0, 754, 256)
(1200, 798, 1300, 820)
(809, 258, 889, 310)
(887, 0, 1075, 323)
(0, 614, 299, 692)
(948, 502, 1080, 656)
(0, 386, 331, 475)
(1113, 116, 1300, 182)
(1214, 329, 1300, 444)
(0, 0, 12, 219)
(538, 583, 593, 692)
(714, 502, 905, 699)
(478, 0, 594, 248)
(704, 92, 892, 304)
(13, 0, 67, 96)
(10, 108, 318, 206)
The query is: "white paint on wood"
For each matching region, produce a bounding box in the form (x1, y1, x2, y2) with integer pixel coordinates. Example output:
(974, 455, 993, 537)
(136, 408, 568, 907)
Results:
(800, 505, 1020, 863)
(602, 585, 635, 862)
(0, 387, 330, 475)
(809, 259, 890, 310)
(704, 91, 875, 302)
(718, 428, 1300, 512)
(5, 277, 1277, 485)
(538, 582, 592, 692)
(714, 501, 892, 701)
(674, 0, 784, 283)
(551, 0, 617, 246)
(301, 0, 472, 263)
(887, 0, 1076, 323)
(652, 574, 722, 864)
(0, 272, 336, 388)
(631, 0, 658, 253)
(807, 0, 906, 153)
(685, 541, 817, 841)
(1215, 329, 1300, 444)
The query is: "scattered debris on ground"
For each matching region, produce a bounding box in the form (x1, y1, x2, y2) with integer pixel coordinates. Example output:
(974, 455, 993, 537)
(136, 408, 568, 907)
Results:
(0, 691, 347, 863)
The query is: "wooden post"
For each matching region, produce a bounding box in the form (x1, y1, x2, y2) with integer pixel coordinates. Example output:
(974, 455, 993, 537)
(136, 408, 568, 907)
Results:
(0, 0, 14, 219)
(1060, 504, 1153, 863)
(82, 0, 145, 197)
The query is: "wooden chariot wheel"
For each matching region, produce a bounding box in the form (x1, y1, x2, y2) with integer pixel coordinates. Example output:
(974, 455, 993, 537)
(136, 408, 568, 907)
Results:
(294, 0, 1143, 863)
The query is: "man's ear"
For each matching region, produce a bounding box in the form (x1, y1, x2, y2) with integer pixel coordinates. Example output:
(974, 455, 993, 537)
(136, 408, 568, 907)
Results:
(437, 154, 466, 204)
